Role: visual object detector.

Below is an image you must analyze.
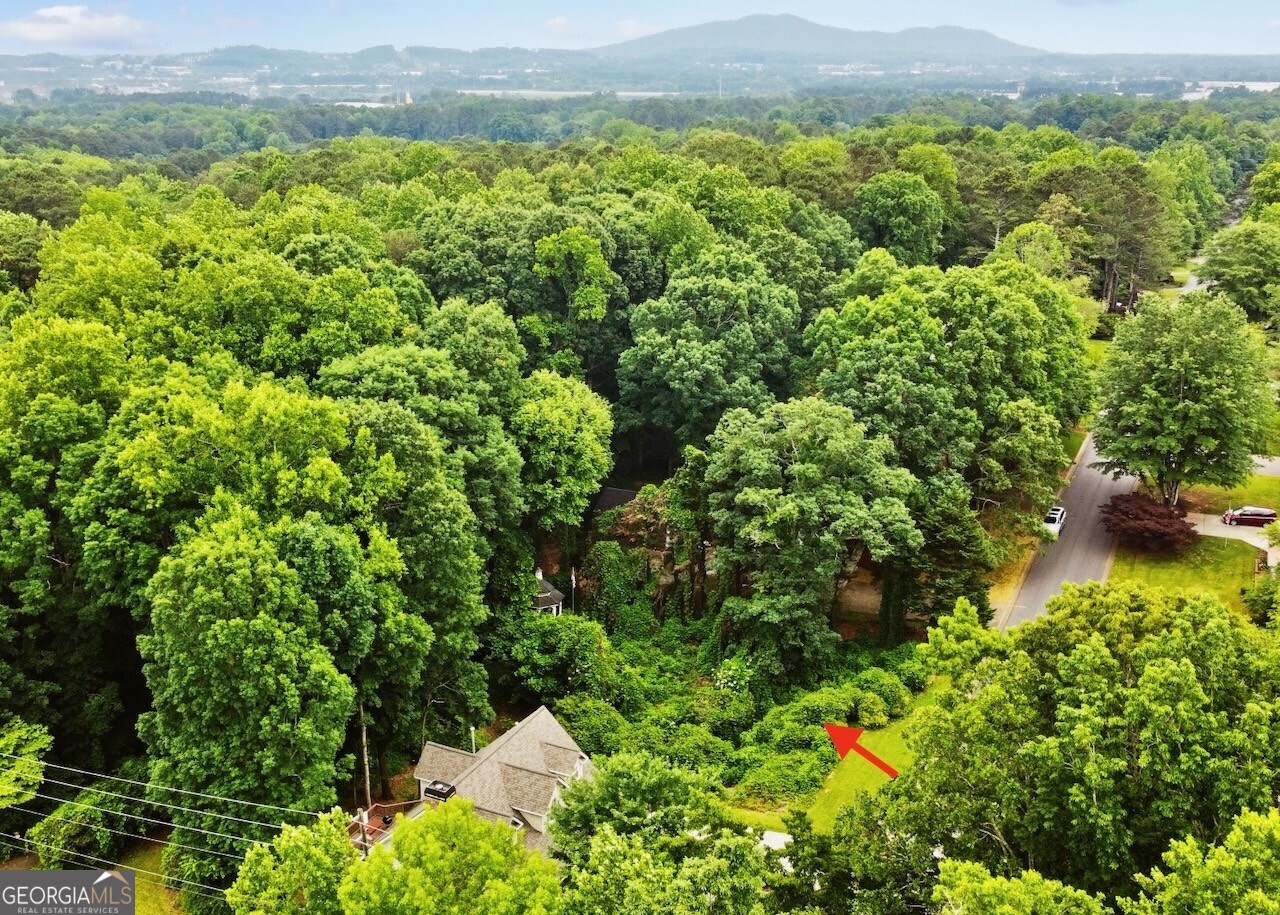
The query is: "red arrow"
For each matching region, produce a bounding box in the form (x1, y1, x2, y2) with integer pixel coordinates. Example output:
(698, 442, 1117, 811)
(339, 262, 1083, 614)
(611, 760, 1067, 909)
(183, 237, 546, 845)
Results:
(824, 724, 899, 778)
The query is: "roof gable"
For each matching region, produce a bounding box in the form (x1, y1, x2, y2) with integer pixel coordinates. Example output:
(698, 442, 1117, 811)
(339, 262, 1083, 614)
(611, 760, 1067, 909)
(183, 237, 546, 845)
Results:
(410, 706, 590, 853)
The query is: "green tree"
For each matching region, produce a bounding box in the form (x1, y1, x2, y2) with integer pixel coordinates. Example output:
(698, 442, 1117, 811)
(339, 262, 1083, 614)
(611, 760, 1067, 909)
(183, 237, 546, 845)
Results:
(1200, 219, 1280, 320)
(0, 314, 133, 765)
(1094, 293, 1273, 506)
(549, 751, 734, 870)
(849, 170, 944, 267)
(705, 397, 920, 679)
(934, 860, 1110, 914)
(987, 221, 1073, 279)
(534, 226, 618, 322)
(565, 827, 771, 915)
(338, 798, 564, 915)
(0, 717, 51, 809)
(0, 210, 47, 290)
(227, 812, 358, 915)
(503, 612, 619, 705)
(510, 371, 614, 530)
(1246, 155, 1280, 216)
(778, 137, 857, 212)
(831, 583, 1280, 910)
(140, 499, 358, 908)
(619, 246, 799, 449)
(1125, 808, 1280, 915)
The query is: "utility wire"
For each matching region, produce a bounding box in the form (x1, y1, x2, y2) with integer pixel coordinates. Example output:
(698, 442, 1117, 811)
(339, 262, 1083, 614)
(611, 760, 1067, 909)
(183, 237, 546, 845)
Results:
(31, 791, 264, 848)
(8, 805, 244, 862)
(0, 834, 228, 901)
(33, 773, 285, 833)
(0, 751, 323, 819)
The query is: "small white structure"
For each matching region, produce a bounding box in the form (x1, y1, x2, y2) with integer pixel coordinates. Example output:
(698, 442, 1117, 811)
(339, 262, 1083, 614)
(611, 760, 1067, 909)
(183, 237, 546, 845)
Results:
(533, 568, 564, 616)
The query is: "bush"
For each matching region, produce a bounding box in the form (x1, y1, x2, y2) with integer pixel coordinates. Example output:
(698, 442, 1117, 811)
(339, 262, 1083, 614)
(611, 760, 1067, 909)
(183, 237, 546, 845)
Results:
(582, 540, 653, 639)
(786, 684, 862, 726)
(505, 611, 619, 704)
(856, 693, 890, 729)
(879, 643, 929, 692)
(631, 722, 736, 773)
(734, 749, 836, 803)
(555, 695, 629, 756)
(1099, 493, 1198, 553)
(694, 687, 756, 741)
(26, 759, 155, 869)
(1094, 310, 1124, 341)
(854, 669, 910, 718)
(1243, 574, 1280, 625)
(27, 795, 114, 868)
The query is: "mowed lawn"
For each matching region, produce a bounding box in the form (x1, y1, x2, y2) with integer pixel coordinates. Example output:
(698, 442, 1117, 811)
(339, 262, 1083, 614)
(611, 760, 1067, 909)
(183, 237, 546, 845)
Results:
(1109, 537, 1259, 614)
(1084, 339, 1110, 370)
(0, 838, 187, 914)
(1062, 428, 1087, 464)
(806, 683, 944, 834)
(119, 839, 187, 915)
(1182, 476, 1280, 516)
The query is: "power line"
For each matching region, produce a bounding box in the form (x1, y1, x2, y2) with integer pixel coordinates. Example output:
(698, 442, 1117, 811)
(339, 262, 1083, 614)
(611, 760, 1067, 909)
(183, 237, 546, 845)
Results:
(8, 805, 244, 862)
(31, 791, 263, 848)
(0, 751, 323, 820)
(34, 773, 286, 833)
(0, 834, 228, 901)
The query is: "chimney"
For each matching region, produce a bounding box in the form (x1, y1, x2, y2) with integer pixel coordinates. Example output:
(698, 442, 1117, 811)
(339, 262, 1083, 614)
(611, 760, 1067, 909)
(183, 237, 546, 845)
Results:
(535, 568, 543, 581)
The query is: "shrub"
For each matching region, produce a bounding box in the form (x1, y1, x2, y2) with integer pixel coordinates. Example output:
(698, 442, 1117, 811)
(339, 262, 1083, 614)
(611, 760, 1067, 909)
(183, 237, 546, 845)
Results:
(694, 688, 756, 741)
(787, 684, 861, 725)
(1099, 493, 1199, 553)
(1094, 310, 1124, 340)
(734, 749, 836, 803)
(631, 722, 736, 773)
(555, 695, 629, 756)
(857, 693, 890, 729)
(582, 540, 652, 639)
(854, 669, 910, 718)
(880, 643, 929, 692)
(1243, 574, 1280, 625)
(26, 759, 155, 869)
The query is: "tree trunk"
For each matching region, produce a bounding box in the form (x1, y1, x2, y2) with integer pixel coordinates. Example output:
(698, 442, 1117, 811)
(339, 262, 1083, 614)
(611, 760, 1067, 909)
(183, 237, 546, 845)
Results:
(879, 572, 911, 647)
(377, 743, 393, 803)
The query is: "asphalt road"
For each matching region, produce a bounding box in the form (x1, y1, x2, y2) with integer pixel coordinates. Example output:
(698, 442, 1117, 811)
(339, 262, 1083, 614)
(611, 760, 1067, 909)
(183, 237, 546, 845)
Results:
(1002, 435, 1135, 629)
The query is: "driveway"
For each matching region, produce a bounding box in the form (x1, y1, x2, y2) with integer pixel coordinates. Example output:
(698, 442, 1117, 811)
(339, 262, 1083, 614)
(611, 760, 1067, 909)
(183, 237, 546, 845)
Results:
(1185, 512, 1277, 565)
(1253, 457, 1280, 476)
(999, 435, 1135, 629)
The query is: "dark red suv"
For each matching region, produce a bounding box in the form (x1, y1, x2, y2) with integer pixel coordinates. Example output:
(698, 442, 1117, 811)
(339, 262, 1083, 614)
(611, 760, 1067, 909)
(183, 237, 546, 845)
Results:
(1222, 506, 1278, 527)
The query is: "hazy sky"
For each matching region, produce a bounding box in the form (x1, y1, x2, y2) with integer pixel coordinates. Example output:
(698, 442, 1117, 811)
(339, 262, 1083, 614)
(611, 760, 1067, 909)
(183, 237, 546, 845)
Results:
(0, 1, 1278, 56)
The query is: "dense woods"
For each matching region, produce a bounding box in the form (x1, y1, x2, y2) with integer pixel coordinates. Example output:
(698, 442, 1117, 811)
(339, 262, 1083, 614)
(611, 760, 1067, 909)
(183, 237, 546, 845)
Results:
(2, 86, 1280, 914)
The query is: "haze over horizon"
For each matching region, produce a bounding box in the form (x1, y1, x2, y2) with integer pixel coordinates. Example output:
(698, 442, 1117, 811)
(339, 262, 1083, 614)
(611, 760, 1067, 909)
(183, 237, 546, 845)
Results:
(0, 0, 1278, 58)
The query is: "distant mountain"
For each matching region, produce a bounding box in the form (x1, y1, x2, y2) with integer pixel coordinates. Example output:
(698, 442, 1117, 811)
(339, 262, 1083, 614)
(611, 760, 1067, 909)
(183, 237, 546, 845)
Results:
(593, 14, 1045, 61)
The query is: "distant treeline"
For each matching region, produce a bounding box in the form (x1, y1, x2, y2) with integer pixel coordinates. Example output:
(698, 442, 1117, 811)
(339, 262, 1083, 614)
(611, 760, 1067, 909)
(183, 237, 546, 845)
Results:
(2, 87, 1280, 169)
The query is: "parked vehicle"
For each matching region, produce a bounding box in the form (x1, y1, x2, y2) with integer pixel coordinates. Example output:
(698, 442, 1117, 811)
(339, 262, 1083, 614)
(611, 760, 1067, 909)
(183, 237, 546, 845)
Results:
(1043, 505, 1067, 536)
(1222, 506, 1277, 527)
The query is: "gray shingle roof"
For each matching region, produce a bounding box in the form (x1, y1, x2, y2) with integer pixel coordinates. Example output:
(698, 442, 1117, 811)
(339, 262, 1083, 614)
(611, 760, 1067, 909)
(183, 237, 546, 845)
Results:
(533, 576, 565, 609)
(411, 706, 591, 853)
(412, 742, 477, 783)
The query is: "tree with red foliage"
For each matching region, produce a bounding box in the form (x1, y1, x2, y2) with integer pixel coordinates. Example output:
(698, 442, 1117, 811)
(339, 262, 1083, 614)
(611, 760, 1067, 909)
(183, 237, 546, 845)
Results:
(1098, 492, 1198, 553)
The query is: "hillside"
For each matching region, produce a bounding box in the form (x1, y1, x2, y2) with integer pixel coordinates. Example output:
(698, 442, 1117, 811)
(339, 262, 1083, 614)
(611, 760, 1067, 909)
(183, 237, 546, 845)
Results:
(593, 14, 1044, 60)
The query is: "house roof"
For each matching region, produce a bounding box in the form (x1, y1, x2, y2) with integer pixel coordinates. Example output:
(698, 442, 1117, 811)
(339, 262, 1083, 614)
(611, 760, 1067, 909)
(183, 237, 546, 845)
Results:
(593, 486, 639, 514)
(412, 706, 591, 853)
(534, 576, 565, 608)
(413, 742, 477, 784)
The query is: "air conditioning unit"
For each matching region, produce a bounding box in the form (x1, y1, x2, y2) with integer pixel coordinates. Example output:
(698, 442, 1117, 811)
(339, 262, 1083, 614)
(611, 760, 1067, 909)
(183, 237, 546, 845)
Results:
(422, 780, 456, 801)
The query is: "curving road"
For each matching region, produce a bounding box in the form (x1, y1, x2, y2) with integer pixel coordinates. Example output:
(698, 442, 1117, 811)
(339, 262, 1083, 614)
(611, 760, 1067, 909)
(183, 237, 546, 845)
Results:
(1000, 435, 1135, 629)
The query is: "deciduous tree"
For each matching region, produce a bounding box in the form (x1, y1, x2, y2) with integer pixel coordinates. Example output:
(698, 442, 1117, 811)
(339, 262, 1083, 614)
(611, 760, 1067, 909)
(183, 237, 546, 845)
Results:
(1094, 293, 1273, 506)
